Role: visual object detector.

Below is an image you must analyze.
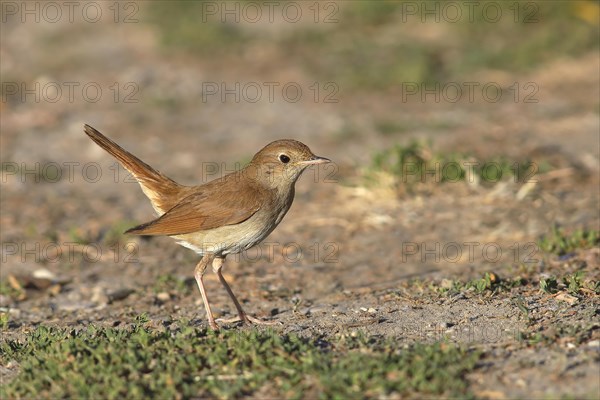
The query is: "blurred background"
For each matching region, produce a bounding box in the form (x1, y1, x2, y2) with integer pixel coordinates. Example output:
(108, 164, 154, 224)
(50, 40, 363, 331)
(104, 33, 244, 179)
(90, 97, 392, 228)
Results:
(1, 1, 599, 313)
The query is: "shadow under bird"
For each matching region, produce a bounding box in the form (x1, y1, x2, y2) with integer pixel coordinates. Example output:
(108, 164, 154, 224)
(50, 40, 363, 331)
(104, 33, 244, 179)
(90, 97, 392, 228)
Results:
(83, 124, 330, 330)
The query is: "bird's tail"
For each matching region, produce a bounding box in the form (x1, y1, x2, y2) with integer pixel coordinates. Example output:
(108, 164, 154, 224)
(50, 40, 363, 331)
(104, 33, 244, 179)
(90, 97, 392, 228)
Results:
(84, 124, 183, 214)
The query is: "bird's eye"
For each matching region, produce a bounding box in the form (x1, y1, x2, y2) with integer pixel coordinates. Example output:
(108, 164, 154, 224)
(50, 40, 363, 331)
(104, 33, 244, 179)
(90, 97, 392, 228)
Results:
(279, 154, 290, 164)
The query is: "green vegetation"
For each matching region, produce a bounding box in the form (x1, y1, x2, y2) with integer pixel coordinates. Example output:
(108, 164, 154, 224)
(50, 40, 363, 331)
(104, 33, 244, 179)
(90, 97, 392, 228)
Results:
(539, 276, 559, 294)
(0, 280, 23, 301)
(151, 273, 192, 296)
(0, 320, 481, 398)
(145, 2, 248, 56)
(102, 220, 140, 247)
(67, 226, 93, 245)
(0, 312, 9, 330)
(430, 272, 525, 297)
(464, 272, 518, 294)
(146, 1, 599, 91)
(537, 226, 599, 256)
(562, 271, 599, 296)
(367, 141, 543, 189)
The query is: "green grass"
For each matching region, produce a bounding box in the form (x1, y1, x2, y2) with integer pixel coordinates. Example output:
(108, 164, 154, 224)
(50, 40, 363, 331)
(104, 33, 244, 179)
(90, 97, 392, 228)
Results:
(429, 272, 526, 297)
(0, 319, 481, 398)
(366, 141, 545, 189)
(145, 1, 599, 91)
(102, 220, 140, 247)
(539, 272, 599, 296)
(151, 273, 192, 296)
(0, 313, 9, 330)
(539, 276, 560, 294)
(374, 120, 413, 136)
(0, 280, 23, 301)
(144, 2, 248, 57)
(537, 226, 600, 256)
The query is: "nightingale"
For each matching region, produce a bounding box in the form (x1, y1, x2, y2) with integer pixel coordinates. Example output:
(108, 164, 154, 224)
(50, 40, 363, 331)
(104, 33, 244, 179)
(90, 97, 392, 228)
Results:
(84, 124, 330, 329)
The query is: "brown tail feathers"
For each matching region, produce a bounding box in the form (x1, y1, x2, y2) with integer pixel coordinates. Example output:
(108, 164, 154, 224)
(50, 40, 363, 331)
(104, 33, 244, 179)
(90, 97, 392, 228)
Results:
(84, 124, 185, 214)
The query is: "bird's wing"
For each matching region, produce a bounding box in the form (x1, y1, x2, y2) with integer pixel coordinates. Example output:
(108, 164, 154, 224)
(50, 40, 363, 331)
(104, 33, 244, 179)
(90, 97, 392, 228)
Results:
(125, 180, 263, 236)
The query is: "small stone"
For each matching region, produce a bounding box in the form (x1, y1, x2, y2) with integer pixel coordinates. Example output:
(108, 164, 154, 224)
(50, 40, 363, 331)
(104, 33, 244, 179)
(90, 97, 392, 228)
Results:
(8, 308, 21, 318)
(566, 342, 576, 349)
(587, 340, 599, 348)
(107, 288, 134, 303)
(367, 307, 377, 314)
(48, 284, 61, 296)
(32, 268, 56, 280)
(0, 295, 11, 308)
(156, 292, 170, 302)
(90, 287, 109, 305)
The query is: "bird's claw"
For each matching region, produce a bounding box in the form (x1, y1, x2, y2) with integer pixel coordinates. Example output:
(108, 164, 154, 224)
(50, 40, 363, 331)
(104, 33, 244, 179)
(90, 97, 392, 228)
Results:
(216, 315, 280, 326)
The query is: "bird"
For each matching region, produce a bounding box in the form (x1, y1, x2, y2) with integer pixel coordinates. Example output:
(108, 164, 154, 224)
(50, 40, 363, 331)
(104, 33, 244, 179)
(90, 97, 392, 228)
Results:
(83, 124, 330, 329)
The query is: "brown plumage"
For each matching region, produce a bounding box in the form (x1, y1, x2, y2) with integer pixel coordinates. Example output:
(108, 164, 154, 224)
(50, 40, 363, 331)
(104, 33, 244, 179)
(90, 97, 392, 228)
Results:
(84, 125, 188, 213)
(84, 124, 330, 329)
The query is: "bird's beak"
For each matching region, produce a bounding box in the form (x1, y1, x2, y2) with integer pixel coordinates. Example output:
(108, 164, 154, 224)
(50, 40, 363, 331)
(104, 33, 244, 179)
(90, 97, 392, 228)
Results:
(298, 156, 331, 166)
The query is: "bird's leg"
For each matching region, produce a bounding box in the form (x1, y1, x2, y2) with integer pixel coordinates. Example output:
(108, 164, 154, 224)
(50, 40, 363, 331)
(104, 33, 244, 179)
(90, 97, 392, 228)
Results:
(194, 255, 219, 330)
(212, 257, 250, 324)
(212, 257, 277, 326)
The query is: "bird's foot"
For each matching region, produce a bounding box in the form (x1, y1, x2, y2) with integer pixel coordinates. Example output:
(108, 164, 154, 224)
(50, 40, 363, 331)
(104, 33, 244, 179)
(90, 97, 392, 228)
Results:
(245, 315, 281, 326)
(216, 314, 280, 326)
(207, 319, 220, 331)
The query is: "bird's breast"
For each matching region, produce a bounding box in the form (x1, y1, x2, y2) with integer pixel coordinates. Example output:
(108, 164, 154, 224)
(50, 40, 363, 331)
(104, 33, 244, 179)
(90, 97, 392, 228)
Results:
(173, 189, 294, 257)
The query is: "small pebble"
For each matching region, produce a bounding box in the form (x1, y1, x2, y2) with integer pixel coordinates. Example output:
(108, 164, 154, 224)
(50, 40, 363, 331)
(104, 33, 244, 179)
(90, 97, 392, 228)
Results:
(108, 288, 134, 303)
(156, 292, 170, 302)
(0, 295, 11, 308)
(32, 268, 56, 280)
(90, 287, 109, 305)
